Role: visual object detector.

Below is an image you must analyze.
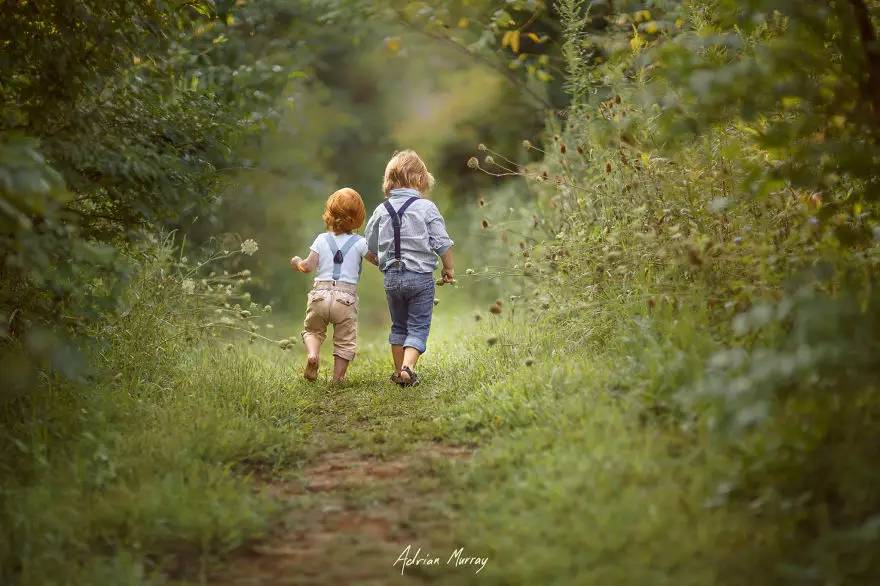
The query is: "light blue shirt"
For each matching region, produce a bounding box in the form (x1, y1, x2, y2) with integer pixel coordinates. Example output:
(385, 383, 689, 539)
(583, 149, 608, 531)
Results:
(364, 188, 454, 273)
(309, 232, 368, 284)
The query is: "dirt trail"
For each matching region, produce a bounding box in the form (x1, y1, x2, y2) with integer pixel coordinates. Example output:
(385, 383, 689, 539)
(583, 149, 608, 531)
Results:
(210, 444, 472, 585)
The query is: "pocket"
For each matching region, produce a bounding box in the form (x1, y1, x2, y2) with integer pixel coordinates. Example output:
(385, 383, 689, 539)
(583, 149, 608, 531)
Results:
(307, 290, 327, 305)
(334, 292, 358, 307)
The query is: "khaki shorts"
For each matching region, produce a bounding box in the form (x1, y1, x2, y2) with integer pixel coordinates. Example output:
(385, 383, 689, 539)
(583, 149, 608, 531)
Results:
(301, 280, 359, 361)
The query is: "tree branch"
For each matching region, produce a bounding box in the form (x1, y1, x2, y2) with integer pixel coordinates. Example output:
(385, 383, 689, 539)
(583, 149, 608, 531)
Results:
(848, 0, 880, 126)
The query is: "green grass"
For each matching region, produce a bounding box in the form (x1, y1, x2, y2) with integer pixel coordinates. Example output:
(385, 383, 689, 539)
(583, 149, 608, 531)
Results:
(2, 289, 877, 584)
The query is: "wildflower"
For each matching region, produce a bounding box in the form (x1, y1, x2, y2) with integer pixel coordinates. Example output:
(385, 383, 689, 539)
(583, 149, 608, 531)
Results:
(278, 338, 291, 349)
(487, 336, 498, 346)
(264, 304, 272, 312)
(181, 278, 196, 295)
(181, 256, 188, 263)
(465, 268, 475, 275)
(240, 238, 259, 256)
(477, 143, 487, 151)
(239, 269, 252, 278)
(481, 219, 490, 229)
(522, 139, 532, 149)
(467, 157, 479, 169)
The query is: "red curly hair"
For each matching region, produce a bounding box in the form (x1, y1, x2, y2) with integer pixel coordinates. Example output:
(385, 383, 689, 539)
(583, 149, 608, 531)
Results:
(323, 187, 366, 234)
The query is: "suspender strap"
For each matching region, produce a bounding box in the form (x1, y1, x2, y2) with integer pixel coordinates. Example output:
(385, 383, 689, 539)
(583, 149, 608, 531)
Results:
(323, 233, 359, 280)
(382, 196, 419, 262)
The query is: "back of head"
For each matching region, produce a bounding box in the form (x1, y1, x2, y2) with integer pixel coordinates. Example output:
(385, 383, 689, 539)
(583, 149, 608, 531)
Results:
(382, 150, 435, 195)
(323, 187, 366, 234)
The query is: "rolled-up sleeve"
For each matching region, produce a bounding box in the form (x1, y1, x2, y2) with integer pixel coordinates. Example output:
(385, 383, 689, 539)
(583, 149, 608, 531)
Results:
(365, 207, 381, 254)
(426, 203, 453, 255)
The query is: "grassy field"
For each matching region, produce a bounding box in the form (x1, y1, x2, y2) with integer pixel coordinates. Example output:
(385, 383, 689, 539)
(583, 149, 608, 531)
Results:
(2, 288, 808, 585)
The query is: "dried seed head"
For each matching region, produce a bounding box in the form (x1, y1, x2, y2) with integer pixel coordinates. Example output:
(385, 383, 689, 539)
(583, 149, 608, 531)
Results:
(522, 139, 532, 149)
(560, 143, 567, 154)
(481, 219, 490, 229)
(605, 162, 612, 173)
(477, 143, 487, 151)
(495, 299, 503, 307)
(487, 336, 498, 346)
(479, 197, 486, 207)
(474, 313, 482, 321)
(467, 156, 479, 169)
(433, 298, 439, 306)
(489, 304, 502, 314)
(525, 357, 535, 367)
(614, 94, 621, 104)
(484, 155, 494, 165)
(465, 268, 475, 275)
(576, 146, 584, 155)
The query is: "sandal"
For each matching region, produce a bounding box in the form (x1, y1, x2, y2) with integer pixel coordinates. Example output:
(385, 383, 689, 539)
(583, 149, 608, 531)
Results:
(398, 366, 419, 387)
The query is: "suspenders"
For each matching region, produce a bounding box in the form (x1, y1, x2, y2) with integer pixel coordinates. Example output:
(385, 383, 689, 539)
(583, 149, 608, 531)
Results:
(382, 196, 419, 264)
(323, 233, 360, 280)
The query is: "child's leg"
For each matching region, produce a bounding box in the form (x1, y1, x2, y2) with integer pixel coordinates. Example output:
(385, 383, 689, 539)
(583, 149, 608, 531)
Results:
(385, 276, 410, 375)
(391, 344, 405, 372)
(398, 273, 435, 383)
(332, 356, 349, 382)
(302, 291, 330, 381)
(329, 291, 358, 383)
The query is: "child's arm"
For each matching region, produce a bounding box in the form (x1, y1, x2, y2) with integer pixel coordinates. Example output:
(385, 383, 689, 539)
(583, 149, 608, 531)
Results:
(439, 248, 455, 283)
(365, 251, 379, 266)
(290, 251, 318, 273)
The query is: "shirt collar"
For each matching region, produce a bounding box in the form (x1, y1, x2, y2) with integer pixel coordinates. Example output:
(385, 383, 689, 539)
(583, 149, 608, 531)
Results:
(388, 187, 422, 199)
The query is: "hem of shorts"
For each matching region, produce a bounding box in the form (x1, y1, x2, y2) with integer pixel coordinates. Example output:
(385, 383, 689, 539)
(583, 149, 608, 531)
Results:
(332, 349, 356, 361)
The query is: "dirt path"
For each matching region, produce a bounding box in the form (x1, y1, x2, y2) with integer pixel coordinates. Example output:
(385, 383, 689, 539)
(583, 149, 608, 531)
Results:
(210, 443, 472, 585)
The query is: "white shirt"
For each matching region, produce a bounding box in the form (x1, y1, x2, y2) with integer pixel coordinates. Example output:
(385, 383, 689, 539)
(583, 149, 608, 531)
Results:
(309, 232, 369, 284)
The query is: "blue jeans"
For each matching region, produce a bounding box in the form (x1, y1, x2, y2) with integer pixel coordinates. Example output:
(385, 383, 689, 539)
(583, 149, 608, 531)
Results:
(383, 267, 435, 353)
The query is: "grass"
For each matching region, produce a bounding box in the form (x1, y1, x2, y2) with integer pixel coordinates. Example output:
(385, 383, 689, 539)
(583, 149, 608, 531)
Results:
(2, 289, 875, 584)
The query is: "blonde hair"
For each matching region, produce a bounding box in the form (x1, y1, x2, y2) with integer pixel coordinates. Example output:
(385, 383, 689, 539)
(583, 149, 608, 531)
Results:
(322, 187, 366, 234)
(382, 150, 435, 195)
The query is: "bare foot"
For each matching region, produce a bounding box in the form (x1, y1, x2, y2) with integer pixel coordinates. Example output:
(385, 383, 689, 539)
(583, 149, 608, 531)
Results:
(304, 355, 319, 381)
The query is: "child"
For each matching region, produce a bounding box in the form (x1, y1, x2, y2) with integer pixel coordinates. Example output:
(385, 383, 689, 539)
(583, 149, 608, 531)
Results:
(364, 150, 455, 386)
(290, 187, 377, 383)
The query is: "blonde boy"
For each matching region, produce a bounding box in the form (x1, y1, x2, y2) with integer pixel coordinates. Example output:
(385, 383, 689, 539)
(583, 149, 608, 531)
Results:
(364, 150, 455, 386)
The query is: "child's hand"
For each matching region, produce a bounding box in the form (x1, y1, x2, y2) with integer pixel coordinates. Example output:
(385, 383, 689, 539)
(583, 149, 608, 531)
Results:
(441, 268, 455, 284)
(290, 256, 303, 272)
